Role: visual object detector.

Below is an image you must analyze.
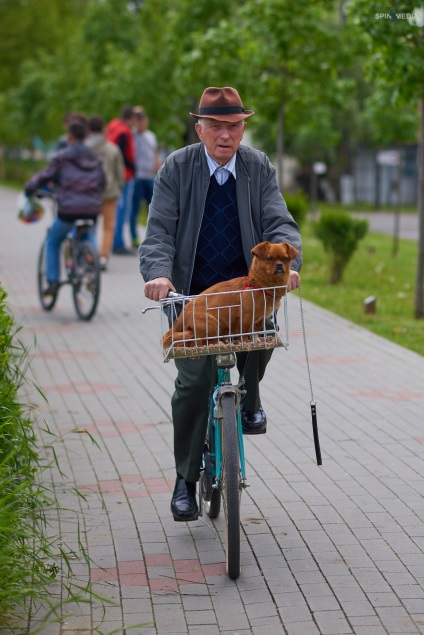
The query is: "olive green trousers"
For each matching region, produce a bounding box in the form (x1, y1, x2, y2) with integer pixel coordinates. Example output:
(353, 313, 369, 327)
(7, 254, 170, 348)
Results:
(171, 349, 273, 482)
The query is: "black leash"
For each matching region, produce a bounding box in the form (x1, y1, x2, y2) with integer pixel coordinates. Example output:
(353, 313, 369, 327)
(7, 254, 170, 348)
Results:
(298, 286, 322, 466)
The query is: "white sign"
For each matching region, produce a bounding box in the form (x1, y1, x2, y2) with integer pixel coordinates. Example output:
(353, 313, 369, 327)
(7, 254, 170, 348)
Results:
(377, 150, 400, 166)
(313, 161, 327, 175)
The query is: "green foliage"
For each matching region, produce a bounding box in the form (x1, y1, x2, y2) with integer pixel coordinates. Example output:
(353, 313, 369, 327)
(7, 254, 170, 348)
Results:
(0, 285, 151, 632)
(0, 285, 50, 625)
(0, 0, 421, 166)
(283, 189, 308, 229)
(0, 286, 88, 631)
(0, 158, 48, 188)
(314, 210, 368, 283)
(0, 0, 86, 92)
(348, 2, 424, 100)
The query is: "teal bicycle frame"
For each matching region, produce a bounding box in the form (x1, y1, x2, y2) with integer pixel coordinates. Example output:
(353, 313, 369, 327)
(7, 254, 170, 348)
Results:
(208, 363, 247, 491)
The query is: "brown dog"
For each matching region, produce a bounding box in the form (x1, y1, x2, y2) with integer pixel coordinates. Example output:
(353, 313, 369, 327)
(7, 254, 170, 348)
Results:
(162, 241, 299, 349)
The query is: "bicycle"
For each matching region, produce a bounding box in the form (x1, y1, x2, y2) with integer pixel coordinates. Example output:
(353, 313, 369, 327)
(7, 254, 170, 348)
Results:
(36, 191, 101, 321)
(143, 285, 289, 579)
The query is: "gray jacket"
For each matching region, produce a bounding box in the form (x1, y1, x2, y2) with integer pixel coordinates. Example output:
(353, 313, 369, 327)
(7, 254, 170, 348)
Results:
(139, 143, 302, 293)
(85, 134, 124, 200)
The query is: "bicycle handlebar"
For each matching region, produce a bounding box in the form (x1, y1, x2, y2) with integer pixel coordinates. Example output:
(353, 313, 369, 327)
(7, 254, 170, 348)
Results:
(141, 289, 187, 315)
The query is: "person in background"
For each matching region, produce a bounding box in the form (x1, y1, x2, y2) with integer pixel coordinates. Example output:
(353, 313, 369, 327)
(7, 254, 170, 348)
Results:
(25, 121, 105, 295)
(130, 106, 161, 249)
(106, 107, 136, 255)
(57, 111, 88, 151)
(86, 116, 125, 271)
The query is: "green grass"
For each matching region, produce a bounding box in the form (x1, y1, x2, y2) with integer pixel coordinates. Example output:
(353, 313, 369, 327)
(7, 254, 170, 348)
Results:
(300, 222, 423, 356)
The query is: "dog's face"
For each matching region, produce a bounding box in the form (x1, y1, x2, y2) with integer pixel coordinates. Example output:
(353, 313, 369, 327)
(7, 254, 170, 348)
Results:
(251, 241, 299, 279)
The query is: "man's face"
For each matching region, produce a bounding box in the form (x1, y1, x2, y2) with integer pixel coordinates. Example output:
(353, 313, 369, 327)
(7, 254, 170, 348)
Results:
(195, 118, 246, 165)
(135, 116, 148, 132)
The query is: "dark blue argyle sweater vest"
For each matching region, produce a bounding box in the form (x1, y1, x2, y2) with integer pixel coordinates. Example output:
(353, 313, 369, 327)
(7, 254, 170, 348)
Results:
(190, 174, 247, 295)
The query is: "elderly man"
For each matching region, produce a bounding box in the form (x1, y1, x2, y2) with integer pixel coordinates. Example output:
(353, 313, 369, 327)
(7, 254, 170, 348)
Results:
(139, 87, 302, 522)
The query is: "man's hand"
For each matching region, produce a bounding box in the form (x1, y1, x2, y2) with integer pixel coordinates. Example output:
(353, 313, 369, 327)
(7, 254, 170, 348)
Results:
(287, 270, 301, 292)
(144, 277, 176, 301)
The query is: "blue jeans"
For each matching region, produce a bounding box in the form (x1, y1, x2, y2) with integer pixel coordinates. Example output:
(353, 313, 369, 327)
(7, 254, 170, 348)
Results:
(130, 178, 154, 242)
(46, 217, 96, 283)
(113, 180, 134, 250)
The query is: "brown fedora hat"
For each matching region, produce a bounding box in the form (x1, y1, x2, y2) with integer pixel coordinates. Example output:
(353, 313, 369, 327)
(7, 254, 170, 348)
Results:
(190, 87, 254, 122)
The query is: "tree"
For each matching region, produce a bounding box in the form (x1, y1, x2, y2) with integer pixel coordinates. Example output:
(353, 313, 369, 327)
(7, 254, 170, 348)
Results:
(178, 0, 353, 189)
(349, 1, 424, 317)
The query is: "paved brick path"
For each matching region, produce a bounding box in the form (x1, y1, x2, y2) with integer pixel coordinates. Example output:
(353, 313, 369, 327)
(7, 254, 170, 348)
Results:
(2, 186, 424, 635)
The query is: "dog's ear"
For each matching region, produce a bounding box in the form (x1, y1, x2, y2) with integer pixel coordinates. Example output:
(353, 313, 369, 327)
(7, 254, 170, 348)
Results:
(284, 243, 300, 261)
(251, 241, 270, 259)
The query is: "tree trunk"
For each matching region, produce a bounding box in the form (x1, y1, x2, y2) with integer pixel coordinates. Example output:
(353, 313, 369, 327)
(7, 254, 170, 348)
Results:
(392, 145, 402, 258)
(415, 97, 424, 318)
(277, 101, 284, 191)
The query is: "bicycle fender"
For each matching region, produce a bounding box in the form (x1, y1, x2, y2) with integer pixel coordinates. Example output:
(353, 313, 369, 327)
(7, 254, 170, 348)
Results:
(213, 385, 237, 419)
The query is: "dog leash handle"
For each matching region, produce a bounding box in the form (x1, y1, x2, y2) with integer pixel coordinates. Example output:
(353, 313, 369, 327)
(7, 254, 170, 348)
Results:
(298, 286, 322, 466)
(311, 401, 322, 465)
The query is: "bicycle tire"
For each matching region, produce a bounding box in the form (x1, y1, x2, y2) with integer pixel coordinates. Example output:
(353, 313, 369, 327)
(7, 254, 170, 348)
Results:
(37, 237, 58, 311)
(72, 241, 101, 320)
(221, 392, 241, 579)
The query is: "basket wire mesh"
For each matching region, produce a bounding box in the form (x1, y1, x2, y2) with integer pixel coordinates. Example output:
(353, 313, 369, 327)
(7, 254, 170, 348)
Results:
(160, 285, 288, 362)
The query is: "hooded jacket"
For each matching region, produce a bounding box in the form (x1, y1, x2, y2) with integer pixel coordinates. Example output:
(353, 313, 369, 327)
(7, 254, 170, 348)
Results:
(106, 118, 135, 181)
(85, 133, 124, 200)
(139, 142, 302, 294)
(25, 143, 105, 221)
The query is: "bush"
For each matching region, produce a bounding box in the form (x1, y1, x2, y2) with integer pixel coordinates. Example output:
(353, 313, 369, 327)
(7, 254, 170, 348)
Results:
(0, 157, 48, 188)
(283, 189, 309, 229)
(314, 211, 368, 283)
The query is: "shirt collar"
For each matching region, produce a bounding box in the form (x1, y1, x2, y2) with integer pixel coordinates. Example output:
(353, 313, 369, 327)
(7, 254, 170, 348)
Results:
(204, 146, 237, 179)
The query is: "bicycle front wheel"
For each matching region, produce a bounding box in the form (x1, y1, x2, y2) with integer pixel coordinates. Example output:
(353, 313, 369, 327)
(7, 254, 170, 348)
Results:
(72, 241, 101, 320)
(221, 392, 241, 579)
(37, 236, 58, 311)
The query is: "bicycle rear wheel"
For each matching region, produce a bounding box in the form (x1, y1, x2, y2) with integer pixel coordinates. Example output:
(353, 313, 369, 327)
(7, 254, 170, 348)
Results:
(72, 241, 100, 320)
(37, 236, 58, 311)
(221, 392, 241, 579)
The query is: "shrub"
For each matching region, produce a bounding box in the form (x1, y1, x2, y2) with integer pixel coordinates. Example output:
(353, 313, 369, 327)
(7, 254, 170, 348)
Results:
(0, 158, 48, 188)
(283, 189, 309, 229)
(314, 211, 368, 283)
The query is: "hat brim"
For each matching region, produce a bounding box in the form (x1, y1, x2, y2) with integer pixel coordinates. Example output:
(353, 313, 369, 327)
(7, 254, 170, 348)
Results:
(190, 110, 254, 122)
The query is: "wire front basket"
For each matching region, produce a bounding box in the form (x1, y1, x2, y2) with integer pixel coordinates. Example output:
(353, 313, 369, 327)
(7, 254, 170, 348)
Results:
(160, 285, 289, 362)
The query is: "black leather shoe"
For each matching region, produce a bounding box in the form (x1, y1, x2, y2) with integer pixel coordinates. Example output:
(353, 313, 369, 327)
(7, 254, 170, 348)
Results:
(171, 475, 199, 521)
(240, 404, 267, 435)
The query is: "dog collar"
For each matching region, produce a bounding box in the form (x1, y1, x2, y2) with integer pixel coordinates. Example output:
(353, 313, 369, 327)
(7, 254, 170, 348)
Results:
(242, 278, 274, 298)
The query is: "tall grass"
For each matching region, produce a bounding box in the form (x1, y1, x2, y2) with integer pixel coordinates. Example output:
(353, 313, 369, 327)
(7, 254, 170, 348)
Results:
(0, 285, 66, 630)
(0, 286, 152, 633)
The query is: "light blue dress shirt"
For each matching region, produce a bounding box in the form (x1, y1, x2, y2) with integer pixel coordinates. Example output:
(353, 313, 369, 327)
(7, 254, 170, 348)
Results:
(204, 147, 237, 185)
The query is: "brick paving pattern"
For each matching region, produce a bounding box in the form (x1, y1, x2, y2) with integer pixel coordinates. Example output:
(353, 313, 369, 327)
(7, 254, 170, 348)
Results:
(2, 186, 424, 634)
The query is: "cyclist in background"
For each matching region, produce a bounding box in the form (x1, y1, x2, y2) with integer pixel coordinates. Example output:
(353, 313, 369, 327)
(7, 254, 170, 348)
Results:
(139, 86, 302, 522)
(25, 121, 105, 296)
